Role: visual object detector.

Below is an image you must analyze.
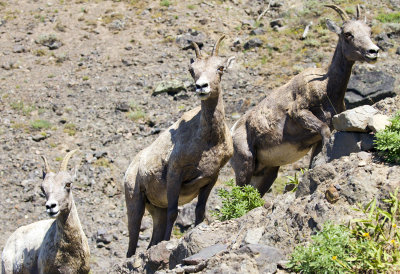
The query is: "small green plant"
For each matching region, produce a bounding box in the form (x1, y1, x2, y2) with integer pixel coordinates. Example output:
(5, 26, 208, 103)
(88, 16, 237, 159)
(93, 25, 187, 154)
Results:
(376, 12, 400, 23)
(212, 179, 264, 221)
(63, 123, 77, 136)
(285, 168, 307, 192)
(374, 112, 400, 163)
(30, 119, 51, 130)
(160, 0, 170, 7)
(287, 222, 353, 273)
(287, 189, 400, 273)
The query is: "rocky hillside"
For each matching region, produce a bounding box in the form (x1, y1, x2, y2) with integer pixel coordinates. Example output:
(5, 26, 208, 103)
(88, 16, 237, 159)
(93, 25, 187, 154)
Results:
(0, 0, 399, 273)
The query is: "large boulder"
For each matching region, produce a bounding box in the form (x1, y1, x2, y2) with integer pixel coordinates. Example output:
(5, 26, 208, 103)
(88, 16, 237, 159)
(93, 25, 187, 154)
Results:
(345, 69, 396, 109)
(332, 105, 378, 132)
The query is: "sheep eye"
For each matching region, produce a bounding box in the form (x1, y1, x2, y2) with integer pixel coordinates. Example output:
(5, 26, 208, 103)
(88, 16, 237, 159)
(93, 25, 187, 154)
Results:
(344, 32, 353, 39)
(65, 182, 71, 188)
(217, 66, 224, 72)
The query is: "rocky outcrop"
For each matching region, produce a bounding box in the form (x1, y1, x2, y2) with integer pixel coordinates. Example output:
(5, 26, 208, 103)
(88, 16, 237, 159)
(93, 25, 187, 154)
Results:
(345, 69, 396, 109)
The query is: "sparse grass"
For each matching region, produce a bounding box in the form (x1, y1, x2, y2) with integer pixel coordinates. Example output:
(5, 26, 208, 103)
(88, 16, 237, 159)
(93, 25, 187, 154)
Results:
(160, 0, 171, 7)
(34, 49, 47, 56)
(101, 13, 124, 24)
(10, 101, 36, 116)
(30, 119, 51, 130)
(376, 12, 400, 23)
(187, 4, 195, 10)
(127, 109, 146, 121)
(94, 158, 111, 168)
(82, 76, 89, 81)
(63, 123, 77, 136)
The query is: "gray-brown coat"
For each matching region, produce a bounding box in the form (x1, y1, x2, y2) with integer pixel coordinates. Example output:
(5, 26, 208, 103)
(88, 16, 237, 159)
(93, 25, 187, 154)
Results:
(1, 150, 90, 274)
(230, 5, 380, 196)
(124, 36, 235, 257)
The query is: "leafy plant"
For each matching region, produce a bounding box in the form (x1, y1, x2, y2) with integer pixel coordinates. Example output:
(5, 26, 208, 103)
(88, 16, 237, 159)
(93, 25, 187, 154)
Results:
(350, 190, 400, 271)
(374, 112, 400, 163)
(287, 222, 352, 273)
(285, 168, 307, 192)
(212, 179, 264, 221)
(287, 189, 400, 273)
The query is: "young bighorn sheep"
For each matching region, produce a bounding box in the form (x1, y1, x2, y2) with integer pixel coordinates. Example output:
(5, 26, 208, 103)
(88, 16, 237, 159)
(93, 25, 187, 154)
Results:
(231, 5, 380, 196)
(1, 150, 90, 274)
(124, 35, 235, 257)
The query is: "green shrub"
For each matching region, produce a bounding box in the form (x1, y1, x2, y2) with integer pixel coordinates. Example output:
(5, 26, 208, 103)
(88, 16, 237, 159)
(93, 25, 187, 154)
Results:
(376, 12, 400, 23)
(160, 0, 170, 7)
(287, 189, 400, 273)
(287, 223, 352, 273)
(30, 119, 51, 130)
(212, 179, 264, 221)
(374, 112, 400, 163)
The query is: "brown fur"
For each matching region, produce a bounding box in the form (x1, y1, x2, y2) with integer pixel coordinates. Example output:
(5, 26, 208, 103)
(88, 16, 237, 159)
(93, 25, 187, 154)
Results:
(230, 5, 380, 196)
(124, 36, 235, 257)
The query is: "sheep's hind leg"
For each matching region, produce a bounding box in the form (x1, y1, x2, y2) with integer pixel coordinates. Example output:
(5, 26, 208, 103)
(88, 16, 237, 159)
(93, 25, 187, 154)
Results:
(231, 133, 255, 187)
(195, 177, 217, 226)
(147, 204, 167, 248)
(252, 166, 280, 197)
(125, 187, 145, 258)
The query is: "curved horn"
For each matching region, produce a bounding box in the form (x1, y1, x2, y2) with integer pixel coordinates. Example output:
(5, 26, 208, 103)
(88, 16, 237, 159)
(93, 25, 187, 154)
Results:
(191, 42, 201, 58)
(325, 4, 350, 21)
(41, 155, 51, 174)
(60, 149, 78, 172)
(356, 4, 361, 20)
(212, 35, 226, 56)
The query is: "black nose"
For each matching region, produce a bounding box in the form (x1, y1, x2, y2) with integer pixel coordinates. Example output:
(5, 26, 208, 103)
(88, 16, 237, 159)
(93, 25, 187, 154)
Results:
(46, 203, 57, 209)
(196, 83, 208, 89)
(368, 48, 379, 54)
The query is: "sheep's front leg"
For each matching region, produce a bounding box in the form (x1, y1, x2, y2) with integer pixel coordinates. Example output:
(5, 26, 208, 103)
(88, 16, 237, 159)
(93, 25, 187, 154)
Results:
(164, 171, 182, 241)
(291, 109, 331, 145)
(195, 176, 217, 226)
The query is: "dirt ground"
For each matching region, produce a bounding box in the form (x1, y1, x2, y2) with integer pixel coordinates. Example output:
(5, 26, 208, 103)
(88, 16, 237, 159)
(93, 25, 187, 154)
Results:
(0, 0, 398, 272)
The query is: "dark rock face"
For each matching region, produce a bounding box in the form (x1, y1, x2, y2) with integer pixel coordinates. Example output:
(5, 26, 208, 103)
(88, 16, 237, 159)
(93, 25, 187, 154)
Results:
(244, 38, 263, 50)
(345, 69, 396, 109)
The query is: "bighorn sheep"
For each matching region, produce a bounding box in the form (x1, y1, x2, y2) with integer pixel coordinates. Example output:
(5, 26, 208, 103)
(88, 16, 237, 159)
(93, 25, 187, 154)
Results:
(230, 5, 380, 196)
(1, 150, 90, 274)
(124, 35, 235, 257)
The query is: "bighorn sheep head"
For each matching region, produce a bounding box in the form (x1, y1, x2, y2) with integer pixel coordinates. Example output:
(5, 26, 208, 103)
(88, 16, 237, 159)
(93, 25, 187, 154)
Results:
(325, 4, 379, 63)
(189, 35, 235, 100)
(40, 150, 79, 217)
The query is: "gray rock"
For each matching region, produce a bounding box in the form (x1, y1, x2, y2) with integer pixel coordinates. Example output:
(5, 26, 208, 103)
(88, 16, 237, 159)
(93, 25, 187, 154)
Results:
(182, 244, 227, 265)
(375, 33, 394, 51)
(13, 45, 26, 53)
(250, 27, 265, 36)
(145, 239, 179, 273)
(270, 18, 284, 28)
(333, 105, 378, 132)
(175, 30, 206, 50)
(324, 131, 375, 162)
(244, 227, 264, 244)
(153, 80, 186, 96)
(345, 69, 396, 109)
(237, 244, 285, 273)
(116, 102, 130, 112)
(396, 47, 400, 55)
(32, 134, 48, 142)
(367, 114, 391, 132)
(244, 38, 263, 50)
(176, 202, 195, 229)
(108, 19, 125, 31)
(96, 228, 112, 244)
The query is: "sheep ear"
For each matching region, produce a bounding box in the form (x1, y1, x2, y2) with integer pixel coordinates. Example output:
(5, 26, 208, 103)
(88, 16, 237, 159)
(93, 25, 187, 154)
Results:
(326, 19, 341, 34)
(224, 56, 235, 71)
